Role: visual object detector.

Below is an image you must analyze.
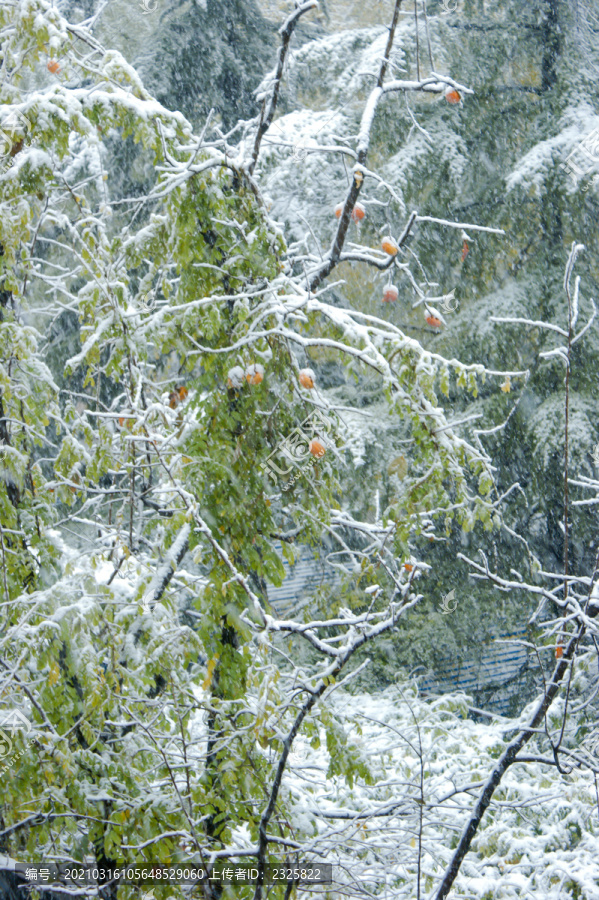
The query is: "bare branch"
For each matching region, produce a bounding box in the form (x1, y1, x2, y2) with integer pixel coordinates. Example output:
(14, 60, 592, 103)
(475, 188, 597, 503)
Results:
(433, 625, 585, 900)
(248, 1, 319, 175)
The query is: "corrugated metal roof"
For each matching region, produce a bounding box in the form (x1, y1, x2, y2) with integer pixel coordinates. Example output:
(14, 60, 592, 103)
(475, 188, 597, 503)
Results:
(267, 550, 531, 713)
(417, 631, 529, 693)
(266, 542, 334, 616)
(416, 630, 530, 714)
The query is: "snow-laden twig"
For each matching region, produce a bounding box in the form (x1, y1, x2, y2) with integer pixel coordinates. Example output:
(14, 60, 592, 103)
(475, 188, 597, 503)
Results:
(248, 1, 319, 175)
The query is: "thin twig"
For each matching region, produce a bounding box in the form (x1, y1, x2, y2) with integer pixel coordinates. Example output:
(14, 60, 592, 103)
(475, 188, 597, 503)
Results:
(248, 1, 318, 174)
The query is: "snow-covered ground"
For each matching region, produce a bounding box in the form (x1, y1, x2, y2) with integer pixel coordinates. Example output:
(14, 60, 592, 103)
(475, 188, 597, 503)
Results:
(277, 680, 599, 900)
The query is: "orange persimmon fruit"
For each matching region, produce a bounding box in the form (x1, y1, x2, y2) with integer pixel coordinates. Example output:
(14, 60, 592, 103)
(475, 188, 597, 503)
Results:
(226, 366, 245, 390)
(299, 368, 315, 389)
(309, 439, 326, 458)
(382, 285, 398, 303)
(246, 364, 264, 385)
(47, 59, 60, 74)
(381, 235, 399, 256)
(426, 314, 442, 328)
(445, 88, 461, 104)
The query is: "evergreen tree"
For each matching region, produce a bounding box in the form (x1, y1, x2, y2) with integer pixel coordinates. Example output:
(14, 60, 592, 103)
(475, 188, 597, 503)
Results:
(147, 0, 275, 130)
